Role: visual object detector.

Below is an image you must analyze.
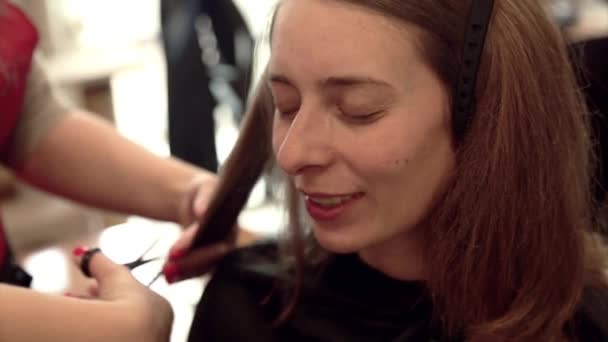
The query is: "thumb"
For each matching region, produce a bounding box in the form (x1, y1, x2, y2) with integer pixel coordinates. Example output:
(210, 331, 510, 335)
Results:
(192, 192, 209, 220)
(184, 173, 217, 224)
(73, 247, 129, 288)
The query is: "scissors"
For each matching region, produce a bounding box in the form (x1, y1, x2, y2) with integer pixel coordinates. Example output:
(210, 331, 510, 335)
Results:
(80, 239, 166, 287)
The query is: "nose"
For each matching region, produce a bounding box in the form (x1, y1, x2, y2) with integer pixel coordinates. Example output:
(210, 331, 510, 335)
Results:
(274, 106, 334, 176)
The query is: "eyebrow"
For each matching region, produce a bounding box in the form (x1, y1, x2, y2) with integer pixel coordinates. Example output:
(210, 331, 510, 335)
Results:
(268, 73, 394, 90)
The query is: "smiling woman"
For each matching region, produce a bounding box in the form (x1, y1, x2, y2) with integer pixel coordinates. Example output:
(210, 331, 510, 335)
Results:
(187, 0, 608, 341)
(269, 2, 454, 262)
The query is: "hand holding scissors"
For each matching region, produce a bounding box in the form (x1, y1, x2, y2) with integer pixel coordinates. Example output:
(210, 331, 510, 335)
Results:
(77, 239, 165, 287)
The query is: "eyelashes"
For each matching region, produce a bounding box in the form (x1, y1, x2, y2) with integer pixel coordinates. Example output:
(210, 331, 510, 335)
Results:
(275, 106, 384, 125)
(275, 107, 298, 118)
(340, 110, 384, 123)
(271, 90, 387, 124)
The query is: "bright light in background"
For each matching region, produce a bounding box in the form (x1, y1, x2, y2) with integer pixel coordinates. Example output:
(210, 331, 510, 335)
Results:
(59, 0, 161, 49)
(98, 218, 180, 264)
(234, 0, 277, 84)
(56, 0, 278, 55)
(24, 248, 69, 293)
(234, 0, 278, 36)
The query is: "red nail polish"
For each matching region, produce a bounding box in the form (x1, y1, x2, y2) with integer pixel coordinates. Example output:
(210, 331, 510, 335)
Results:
(168, 249, 186, 262)
(73, 246, 88, 257)
(162, 263, 181, 284)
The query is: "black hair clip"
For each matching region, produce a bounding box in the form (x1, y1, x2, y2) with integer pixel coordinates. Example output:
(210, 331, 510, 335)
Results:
(452, 0, 496, 139)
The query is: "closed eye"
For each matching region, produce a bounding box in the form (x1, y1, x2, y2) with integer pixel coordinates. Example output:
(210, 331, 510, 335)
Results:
(275, 107, 299, 118)
(340, 110, 385, 124)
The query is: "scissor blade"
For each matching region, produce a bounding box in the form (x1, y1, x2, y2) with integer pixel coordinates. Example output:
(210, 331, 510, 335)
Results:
(139, 238, 161, 259)
(146, 270, 164, 287)
(123, 238, 162, 270)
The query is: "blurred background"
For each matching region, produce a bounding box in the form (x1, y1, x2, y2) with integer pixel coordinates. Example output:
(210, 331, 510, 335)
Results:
(0, 1, 606, 341)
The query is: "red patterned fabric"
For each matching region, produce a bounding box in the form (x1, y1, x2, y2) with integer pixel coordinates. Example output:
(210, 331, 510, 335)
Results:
(0, 2, 38, 265)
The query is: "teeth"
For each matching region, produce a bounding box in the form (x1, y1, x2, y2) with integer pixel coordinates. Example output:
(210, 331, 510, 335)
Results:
(307, 195, 353, 207)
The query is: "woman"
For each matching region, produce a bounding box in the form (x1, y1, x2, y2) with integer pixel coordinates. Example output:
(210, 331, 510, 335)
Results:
(182, 0, 608, 340)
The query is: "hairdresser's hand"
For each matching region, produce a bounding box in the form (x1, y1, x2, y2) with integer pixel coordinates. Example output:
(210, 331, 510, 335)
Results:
(73, 248, 173, 342)
(177, 172, 219, 227)
(162, 224, 260, 283)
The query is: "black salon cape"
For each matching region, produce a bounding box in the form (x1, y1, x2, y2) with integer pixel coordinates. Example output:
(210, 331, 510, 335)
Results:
(187, 242, 608, 342)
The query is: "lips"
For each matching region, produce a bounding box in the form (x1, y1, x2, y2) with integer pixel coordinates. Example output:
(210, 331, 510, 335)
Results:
(302, 191, 364, 221)
(307, 193, 358, 207)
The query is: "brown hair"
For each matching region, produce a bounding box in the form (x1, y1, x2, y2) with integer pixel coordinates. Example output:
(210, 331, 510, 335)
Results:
(200, 0, 608, 340)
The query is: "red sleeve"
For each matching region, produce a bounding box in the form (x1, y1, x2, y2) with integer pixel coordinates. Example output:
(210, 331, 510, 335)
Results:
(0, 2, 39, 159)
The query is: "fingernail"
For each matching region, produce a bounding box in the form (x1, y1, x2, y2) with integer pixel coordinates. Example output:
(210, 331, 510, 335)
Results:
(64, 292, 73, 297)
(162, 263, 181, 284)
(73, 246, 88, 257)
(168, 249, 186, 262)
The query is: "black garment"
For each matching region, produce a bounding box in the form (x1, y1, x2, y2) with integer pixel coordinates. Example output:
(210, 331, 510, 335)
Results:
(0, 254, 32, 287)
(189, 242, 608, 342)
(189, 241, 447, 341)
(161, 0, 253, 172)
(190, 242, 447, 341)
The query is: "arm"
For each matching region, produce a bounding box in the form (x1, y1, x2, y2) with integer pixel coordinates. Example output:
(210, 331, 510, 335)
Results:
(0, 285, 149, 342)
(14, 111, 214, 226)
(7, 57, 214, 226)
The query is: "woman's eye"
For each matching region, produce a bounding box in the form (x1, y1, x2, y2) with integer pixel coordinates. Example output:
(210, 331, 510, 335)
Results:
(271, 95, 299, 117)
(275, 106, 299, 117)
(340, 109, 384, 123)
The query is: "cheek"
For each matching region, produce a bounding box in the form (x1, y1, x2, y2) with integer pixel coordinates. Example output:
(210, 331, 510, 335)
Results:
(355, 120, 454, 195)
(382, 133, 455, 210)
(361, 134, 417, 172)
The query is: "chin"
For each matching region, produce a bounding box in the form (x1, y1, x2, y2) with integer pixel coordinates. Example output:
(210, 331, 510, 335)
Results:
(313, 229, 364, 255)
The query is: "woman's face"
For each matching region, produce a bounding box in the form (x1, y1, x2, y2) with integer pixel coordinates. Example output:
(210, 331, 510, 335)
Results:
(270, 0, 456, 255)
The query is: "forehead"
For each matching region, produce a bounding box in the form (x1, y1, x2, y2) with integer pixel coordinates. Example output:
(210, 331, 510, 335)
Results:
(270, 0, 423, 82)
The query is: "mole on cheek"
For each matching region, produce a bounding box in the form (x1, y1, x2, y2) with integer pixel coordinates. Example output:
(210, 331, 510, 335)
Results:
(393, 158, 410, 166)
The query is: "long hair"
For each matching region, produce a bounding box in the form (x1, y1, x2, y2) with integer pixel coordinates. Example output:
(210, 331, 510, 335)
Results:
(200, 0, 607, 340)
(400, 0, 598, 339)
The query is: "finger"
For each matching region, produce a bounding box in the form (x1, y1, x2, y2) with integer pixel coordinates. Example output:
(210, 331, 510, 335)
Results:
(179, 174, 217, 226)
(190, 175, 218, 219)
(64, 292, 93, 300)
(163, 242, 232, 283)
(75, 247, 101, 277)
(168, 224, 198, 261)
(192, 191, 209, 219)
(73, 246, 128, 287)
(87, 283, 100, 297)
